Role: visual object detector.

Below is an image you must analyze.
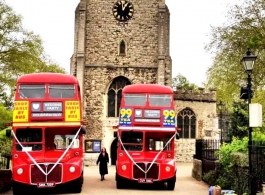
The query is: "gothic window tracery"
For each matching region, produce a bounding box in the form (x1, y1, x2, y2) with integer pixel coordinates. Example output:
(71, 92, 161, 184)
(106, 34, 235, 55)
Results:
(177, 108, 196, 139)
(108, 76, 131, 117)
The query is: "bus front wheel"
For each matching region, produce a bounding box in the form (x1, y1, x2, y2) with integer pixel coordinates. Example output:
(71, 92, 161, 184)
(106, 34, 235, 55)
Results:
(167, 177, 176, 190)
(72, 173, 83, 193)
(12, 181, 29, 195)
(116, 180, 124, 189)
(116, 173, 125, 189)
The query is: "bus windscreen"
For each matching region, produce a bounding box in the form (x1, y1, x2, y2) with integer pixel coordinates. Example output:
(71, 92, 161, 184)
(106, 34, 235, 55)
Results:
(124, 94, 146, 106)
(149, 94, 172, 107)
(49, 85, 75, 98)
(19, 85, 45, 98)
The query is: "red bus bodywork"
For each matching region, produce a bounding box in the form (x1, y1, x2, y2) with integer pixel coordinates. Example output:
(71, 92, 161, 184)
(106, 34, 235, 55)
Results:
(10, 73, 86, 194)
(115, 84, 179, 190)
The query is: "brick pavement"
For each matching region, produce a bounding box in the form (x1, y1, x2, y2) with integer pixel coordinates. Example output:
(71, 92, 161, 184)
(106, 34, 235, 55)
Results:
(2, 162, 210, 195)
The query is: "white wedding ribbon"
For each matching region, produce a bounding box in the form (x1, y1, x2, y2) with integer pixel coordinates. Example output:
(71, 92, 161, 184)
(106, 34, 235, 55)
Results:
(117, 130, 177, 175)
(12, 126, 82, 176)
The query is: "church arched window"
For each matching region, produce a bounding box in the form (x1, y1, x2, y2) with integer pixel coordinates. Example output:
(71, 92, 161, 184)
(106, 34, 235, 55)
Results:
(108, 76, 131, 117)
(119, 40, 126, 56)
(177, 108, 196, 139)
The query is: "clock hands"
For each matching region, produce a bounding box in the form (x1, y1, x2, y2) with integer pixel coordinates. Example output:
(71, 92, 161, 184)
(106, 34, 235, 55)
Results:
(122, 2, 128, 11)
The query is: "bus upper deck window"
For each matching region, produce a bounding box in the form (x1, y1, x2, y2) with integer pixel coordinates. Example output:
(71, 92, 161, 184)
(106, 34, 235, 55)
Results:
(149, 94, 172, 107)
(19, 85, 45, 99)
(49, 85, 75, 98)
(124, 94, 146, 106)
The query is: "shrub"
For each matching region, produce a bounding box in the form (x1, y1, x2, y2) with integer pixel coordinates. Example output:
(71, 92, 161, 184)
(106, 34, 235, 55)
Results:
(202, 170, 218, 186)
(205, 137, 250, 195)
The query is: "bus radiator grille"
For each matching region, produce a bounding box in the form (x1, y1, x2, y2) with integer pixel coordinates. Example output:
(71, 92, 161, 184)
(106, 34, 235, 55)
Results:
(133, 163, 159, 179)
(31, 163, 62, 184)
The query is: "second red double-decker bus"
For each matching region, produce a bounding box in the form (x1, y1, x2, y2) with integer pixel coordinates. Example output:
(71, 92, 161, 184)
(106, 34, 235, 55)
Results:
(115, 84, 179, 190)
(9, 73, 86, 195)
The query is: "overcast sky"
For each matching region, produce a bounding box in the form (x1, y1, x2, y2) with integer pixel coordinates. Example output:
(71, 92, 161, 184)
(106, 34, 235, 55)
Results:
(7, 0, 240, 87)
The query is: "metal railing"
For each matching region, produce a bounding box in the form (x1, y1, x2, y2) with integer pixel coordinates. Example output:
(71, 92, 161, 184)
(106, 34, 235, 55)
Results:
(0, 155, 11, 169)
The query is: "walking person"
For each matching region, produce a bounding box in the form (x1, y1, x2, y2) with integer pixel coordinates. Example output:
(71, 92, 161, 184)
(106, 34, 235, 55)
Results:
(96, 147, 109, 181)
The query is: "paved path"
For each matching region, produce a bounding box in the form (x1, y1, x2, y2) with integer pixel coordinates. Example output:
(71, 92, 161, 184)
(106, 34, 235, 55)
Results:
(3, 163, 209, 195)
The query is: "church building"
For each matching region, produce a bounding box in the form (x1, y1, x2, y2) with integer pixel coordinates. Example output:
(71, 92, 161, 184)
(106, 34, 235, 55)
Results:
(70, 0, 218, 165)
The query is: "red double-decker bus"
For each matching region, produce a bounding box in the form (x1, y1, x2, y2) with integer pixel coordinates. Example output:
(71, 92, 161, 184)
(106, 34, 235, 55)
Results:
(9, 73, 86, 195)
(115, 84, 179, 190)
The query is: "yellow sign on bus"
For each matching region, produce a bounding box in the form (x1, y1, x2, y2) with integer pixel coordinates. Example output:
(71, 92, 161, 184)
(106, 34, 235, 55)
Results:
(13, 101, 29, 122)
(65, 101, 80, 122)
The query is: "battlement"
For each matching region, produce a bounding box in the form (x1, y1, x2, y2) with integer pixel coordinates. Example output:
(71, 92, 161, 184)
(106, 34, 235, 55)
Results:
(174, 87, 216, 102)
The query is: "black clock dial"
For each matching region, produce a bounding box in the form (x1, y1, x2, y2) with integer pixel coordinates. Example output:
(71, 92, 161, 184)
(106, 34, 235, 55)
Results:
(113, 0, 134, 22)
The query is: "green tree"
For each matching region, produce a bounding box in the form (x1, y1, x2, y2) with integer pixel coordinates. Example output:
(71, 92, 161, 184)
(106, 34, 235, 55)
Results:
(172, 74, 198, 91)
(228, 101, 248, 140)
(205, 0, 265, 105)
(0, 128, 12, 156)
(0, 0, 66, 92)
(0, 103, 12, 130)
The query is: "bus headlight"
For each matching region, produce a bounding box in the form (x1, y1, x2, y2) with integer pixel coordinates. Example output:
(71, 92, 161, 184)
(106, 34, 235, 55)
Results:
(69, 166, 76, 173)
(122, 165, 127, 171)
(165, 166, 171, 172)
(17, 168, 23, 175)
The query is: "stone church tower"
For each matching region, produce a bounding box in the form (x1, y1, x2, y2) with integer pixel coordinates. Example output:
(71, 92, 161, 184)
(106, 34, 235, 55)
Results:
(70, 0, 219, 165)
(70, 0, 172, 164)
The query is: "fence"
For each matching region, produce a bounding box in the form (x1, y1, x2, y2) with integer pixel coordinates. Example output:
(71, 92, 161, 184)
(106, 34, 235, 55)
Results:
(0, 155, 11, 169)
(194, 139, 265, 192)
(194, 139, 220, 179)
(251, 141, 265, 193)
(202, 139, 220, 177)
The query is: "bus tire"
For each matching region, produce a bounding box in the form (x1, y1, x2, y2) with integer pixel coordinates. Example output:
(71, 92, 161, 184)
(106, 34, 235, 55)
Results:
(73, 174, 83, 193)
(116, 174, 125, 189)
(12, 181, 24, 195)
(167, 177, 176, 190)
(116, 180, 124, 189)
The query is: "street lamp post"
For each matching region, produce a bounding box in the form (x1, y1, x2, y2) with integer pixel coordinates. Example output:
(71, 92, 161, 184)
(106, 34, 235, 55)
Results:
(217, 101, 224, 144)
(241, 48, 257, 195)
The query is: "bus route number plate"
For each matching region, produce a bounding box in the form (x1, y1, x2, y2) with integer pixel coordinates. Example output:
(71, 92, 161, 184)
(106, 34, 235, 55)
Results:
(138, 178, 153, 183)
(37, 182, 56, 188)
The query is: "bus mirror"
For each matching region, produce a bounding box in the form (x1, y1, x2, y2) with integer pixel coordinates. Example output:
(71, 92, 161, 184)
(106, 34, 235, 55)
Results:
(113, 131, 117, 138)
(6, 122, 12, 127)
(6, 129, 11, 137)
(113, 125, 118, 129)
(82, 121, 88, 125)
(176, 132, 180, 140)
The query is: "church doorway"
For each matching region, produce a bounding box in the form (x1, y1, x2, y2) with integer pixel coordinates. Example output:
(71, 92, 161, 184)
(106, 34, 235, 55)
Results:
(110, 138, 118, 165)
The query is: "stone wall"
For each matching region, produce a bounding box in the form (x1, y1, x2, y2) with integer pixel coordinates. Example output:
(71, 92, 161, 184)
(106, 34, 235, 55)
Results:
(83, 0, 168, 68)
(83, 67, 157, 140)
(192, 159, 202, 181)
(174, 88, 217, 162)
(175, 139, 196, 162)
(175, 88, 217, 140)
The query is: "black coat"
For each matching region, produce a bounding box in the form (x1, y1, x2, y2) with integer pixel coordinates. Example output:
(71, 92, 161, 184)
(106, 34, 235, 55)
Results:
(96, 152, 109, 175)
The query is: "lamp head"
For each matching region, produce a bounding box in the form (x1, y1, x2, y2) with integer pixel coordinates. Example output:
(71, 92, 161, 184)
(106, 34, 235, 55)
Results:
(241, 48, 257, 74)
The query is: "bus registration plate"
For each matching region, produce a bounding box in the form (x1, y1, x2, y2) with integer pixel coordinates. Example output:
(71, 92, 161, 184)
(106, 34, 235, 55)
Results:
(37, 182, 56, 188)
(138, 178, 153, 183)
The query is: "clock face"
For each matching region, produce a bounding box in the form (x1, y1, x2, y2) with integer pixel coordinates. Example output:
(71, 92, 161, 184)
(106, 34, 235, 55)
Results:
(113, 0, 134, 22)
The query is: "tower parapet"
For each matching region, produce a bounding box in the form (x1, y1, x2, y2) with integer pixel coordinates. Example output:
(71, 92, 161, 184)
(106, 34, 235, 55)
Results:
(174, 87, 216, 102)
